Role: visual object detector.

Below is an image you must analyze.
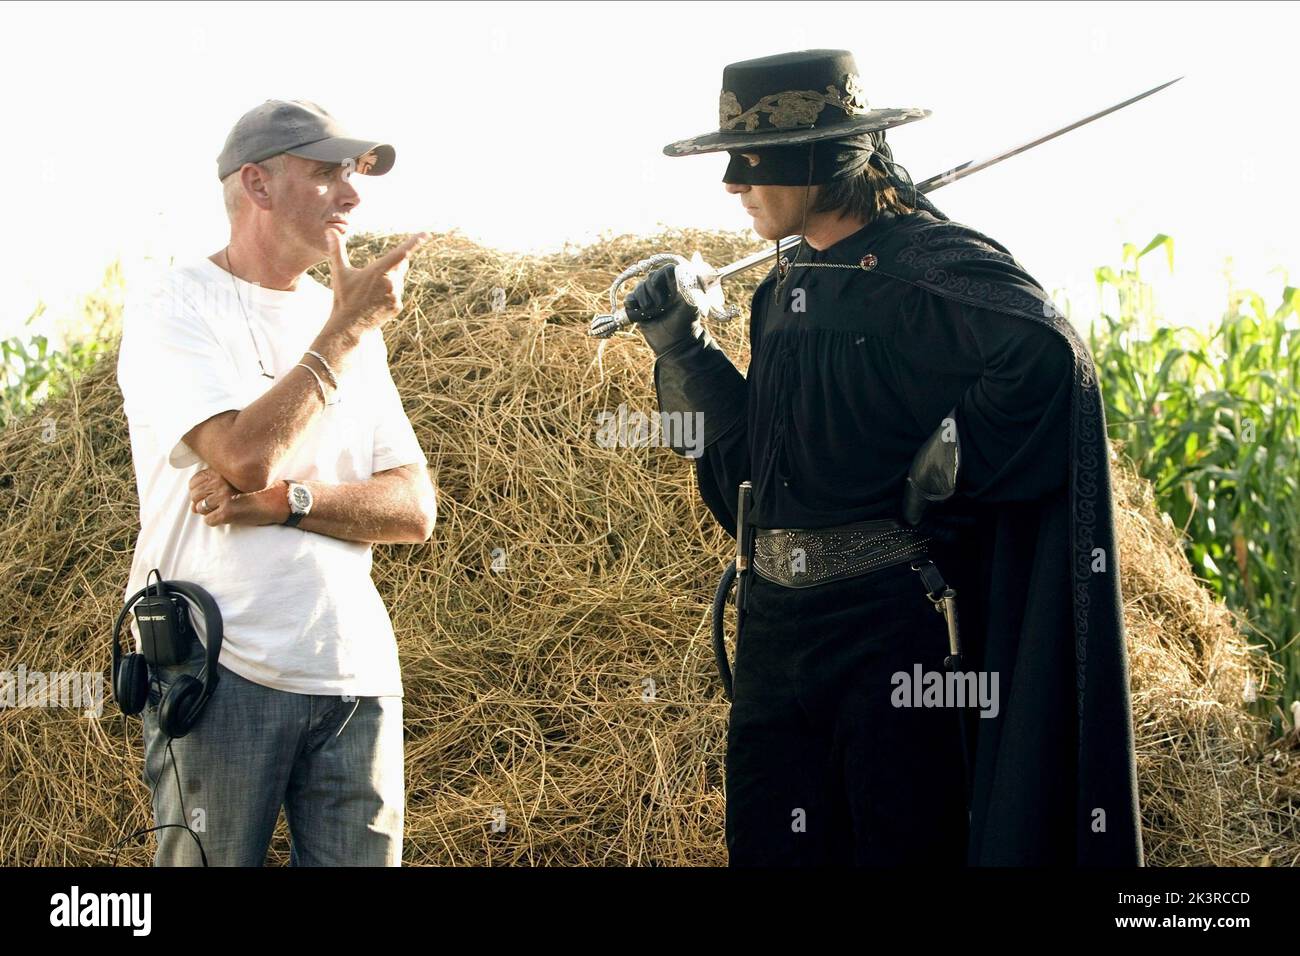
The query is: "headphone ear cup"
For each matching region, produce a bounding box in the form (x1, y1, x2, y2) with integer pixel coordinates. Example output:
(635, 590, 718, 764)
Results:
(114, 653, 150, 716)
(158, 675, 204, 739)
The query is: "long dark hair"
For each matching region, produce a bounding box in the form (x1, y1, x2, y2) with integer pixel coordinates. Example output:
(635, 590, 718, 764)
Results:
(808, 158, 916, 222)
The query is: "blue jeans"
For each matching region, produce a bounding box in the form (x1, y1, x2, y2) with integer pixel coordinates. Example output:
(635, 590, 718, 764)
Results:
(140, 635, 403, 866)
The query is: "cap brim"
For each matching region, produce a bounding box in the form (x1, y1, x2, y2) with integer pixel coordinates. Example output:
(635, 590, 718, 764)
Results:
(662, 108, 931, 157)
(286, 138, 396, 175)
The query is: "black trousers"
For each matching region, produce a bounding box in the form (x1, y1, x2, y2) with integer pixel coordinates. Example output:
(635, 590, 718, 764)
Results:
(725, 556, 971, 866)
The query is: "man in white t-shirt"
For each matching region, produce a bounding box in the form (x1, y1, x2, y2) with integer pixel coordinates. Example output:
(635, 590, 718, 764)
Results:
(115, 99, 435, 866)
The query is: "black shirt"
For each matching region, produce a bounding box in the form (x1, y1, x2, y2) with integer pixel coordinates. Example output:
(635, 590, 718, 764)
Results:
(696, 210, 1073, 532)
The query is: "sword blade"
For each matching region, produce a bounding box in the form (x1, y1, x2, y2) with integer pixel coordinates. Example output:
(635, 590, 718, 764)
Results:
(712, 236, 804, 283)
(913, 75, 1183, 193)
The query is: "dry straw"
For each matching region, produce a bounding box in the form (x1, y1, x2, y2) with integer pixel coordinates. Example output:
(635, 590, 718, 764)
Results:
(0, 229, 1296, 865)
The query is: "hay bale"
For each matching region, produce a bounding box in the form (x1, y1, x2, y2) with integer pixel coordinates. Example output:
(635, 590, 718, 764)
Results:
(1, 229, 1296, 865)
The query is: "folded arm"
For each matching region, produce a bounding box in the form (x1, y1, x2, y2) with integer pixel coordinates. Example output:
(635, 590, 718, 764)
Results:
(293, 463, 436, 544)
(179, 327, 363, 493)
(191, 462, 436, 545)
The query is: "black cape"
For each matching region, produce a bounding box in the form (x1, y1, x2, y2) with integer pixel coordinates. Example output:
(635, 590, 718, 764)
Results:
(677, 208, 1144, 865)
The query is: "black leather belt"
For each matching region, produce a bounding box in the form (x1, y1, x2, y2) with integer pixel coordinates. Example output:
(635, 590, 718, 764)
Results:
(750, 519, 933, 589)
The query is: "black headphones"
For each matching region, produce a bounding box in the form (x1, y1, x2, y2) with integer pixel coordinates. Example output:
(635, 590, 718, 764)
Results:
(111, 569, 223, 739)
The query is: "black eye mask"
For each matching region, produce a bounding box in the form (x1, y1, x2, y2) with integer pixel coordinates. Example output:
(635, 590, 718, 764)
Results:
(722, 136, 877, 186)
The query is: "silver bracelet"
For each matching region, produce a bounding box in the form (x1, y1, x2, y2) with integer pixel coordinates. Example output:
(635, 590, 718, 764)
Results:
(304, 350, 340, 389)
(294, 363, 337, 406)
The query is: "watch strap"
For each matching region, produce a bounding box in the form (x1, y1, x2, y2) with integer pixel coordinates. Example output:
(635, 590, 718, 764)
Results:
(283, 480, 308, 528)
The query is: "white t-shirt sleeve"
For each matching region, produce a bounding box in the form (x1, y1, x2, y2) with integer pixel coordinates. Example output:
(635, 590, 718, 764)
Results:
(118, 269, 248, 469)
(370, 337, 427, 474)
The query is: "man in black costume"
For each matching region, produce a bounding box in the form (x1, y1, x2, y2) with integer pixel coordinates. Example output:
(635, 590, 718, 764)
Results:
(624, 50, 1143, 866)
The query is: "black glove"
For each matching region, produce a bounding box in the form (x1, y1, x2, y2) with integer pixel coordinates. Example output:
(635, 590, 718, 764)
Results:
(625, 265, 747, 457)
(624, 264, 700, 358)
(902, 409, 961, 526)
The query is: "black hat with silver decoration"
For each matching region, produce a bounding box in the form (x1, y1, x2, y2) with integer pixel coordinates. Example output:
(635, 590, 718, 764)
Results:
(663, 50, 930, 157)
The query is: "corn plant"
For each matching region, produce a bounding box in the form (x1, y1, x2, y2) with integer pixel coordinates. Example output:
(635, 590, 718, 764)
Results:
(1090, 235, 1300, 725)
(1, 263, 122, 430)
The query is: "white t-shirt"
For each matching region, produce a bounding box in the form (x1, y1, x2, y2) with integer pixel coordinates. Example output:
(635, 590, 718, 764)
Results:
(115, 257, 428, 697)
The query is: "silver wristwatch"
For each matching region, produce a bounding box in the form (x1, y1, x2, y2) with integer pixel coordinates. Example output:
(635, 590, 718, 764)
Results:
(283, 480, 313, 528)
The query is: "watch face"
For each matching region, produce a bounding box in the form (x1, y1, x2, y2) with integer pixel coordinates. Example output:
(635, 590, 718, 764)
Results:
(290, 485, 312, 512)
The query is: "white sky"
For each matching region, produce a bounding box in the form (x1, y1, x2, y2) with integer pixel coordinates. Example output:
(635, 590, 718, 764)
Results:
(1, 0, 1296, 347)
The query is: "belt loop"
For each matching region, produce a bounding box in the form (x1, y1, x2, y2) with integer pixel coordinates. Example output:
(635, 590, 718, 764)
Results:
(911, 558, 947, 600)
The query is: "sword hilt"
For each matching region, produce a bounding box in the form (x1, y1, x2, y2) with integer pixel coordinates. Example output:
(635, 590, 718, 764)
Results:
(587, 251, 739, 338)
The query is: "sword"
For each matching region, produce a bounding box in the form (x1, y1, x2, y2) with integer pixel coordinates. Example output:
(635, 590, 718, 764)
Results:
(589, 76, 1183, 339)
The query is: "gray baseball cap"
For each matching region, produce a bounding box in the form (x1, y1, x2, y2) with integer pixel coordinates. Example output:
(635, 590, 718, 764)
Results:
(216, 99, 396, 180)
